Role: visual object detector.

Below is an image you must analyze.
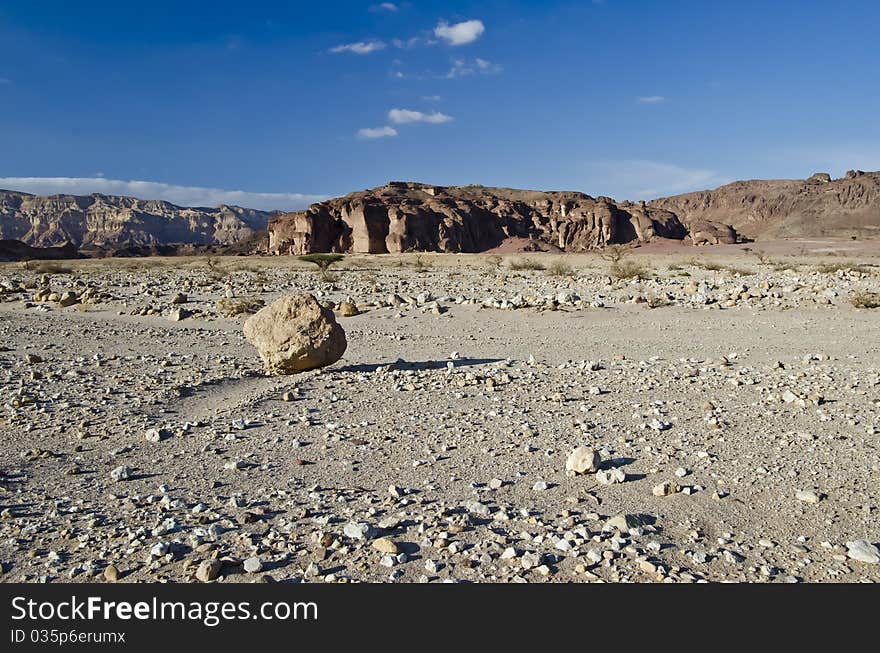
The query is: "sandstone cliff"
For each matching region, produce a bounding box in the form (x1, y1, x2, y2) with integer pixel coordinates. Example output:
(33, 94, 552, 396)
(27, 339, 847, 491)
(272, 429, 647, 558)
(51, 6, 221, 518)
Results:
(0, 190, 274, 248)
(649, 170, 880, 240)
(268, 182, 733, 255)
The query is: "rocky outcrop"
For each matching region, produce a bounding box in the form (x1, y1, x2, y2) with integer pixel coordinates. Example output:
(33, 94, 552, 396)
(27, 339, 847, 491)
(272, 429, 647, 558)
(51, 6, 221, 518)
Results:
(650, 171, 880, 240)
(268, 182, 718, 255)
(243, 294, 347, 375)
(0, 239, 81, 262)
(0, 190, 274, 248)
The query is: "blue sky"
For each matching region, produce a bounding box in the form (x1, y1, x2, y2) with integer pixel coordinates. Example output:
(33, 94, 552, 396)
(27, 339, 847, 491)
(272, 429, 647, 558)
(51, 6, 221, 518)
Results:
(1, 0, 879, 209)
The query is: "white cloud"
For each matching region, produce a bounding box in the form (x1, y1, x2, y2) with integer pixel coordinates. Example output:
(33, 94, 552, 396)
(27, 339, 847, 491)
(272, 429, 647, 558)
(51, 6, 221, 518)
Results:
(434, 19, 485, 46)
(637, 96, 665, 104)
(330, 40, 386, 55)
(356, 126, 398, 139)
(583, 160, 731, 200)
(371, 2, 398, 11)
(388, 108, 453, 124)
(445, 57, 501, 78)
(0, 177, 326, 211)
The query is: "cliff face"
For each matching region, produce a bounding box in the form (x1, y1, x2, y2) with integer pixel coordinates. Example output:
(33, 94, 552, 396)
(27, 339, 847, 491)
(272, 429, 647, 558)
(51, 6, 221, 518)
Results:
(268, 182, 730, 255)
(0, 190, 274, 248)
(649, 170, 880, 240)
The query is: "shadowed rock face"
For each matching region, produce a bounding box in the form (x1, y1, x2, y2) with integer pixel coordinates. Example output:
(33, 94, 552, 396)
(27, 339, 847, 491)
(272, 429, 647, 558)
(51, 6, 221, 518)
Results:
(650, 171, 880, 240)
(268, 182, 705, 254)
(0, 190, 274, 248)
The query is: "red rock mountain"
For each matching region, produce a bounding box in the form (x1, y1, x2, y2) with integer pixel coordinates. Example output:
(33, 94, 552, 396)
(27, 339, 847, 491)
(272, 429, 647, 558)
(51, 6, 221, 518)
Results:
(268, 182, 737, 255)
(650, 170, 880, 240)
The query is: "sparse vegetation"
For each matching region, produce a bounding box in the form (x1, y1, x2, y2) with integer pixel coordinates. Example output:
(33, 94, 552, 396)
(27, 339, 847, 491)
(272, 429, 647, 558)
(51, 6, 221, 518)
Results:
(850, 291, 880, 309)
(298, 253, 345, 281)
(508, 258, 546, 272)
(686, 258, 752, 276)
(299, 253, 345, 273)
(546, 259, 575, 277)
(816, 262, 874, 275)
(412, 255, 431, 274)
(23, 261, 74, 274)
(601, 244, 650, 279)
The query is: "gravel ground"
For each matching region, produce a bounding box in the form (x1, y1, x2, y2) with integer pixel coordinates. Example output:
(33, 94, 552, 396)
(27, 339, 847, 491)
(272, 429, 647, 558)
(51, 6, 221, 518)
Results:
(1, 250, 879, 583)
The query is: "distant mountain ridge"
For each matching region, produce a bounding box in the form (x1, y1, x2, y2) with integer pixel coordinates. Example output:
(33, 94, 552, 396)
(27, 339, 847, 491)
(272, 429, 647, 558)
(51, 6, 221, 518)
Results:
(0, 189, 275, 249)
(649, 170, 880, 240)
(3, 170, 879, 256)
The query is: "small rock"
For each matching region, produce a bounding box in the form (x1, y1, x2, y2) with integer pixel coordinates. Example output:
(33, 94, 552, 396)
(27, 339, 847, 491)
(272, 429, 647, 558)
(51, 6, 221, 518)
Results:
(243, 557, 263, 573)
(110, 465, 133, 482)
(372, 538, 400, 554)
(846, 540, 880, 564)
(565, 447, 600, 475)
(196, 559, 223, 582)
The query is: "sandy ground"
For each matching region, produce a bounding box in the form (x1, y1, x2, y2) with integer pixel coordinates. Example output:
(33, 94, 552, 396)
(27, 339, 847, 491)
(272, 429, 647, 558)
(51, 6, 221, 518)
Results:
(1, 243, 879, 583)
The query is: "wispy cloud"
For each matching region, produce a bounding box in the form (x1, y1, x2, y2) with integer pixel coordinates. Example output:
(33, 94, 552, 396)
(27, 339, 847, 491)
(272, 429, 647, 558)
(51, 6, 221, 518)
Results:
(434, 19, 485, 46)
(583, 160, 731, 200)
(0, 177, 326, 211)
(0, 77, 10, 84)
(637, 95, 665, 104)
(330, 40, 386, 55)
(446, 57, 501, 78)
(391, 36, 422, 49)
(370, 2, 398, 11)
(356, 126, 398, 139)
(388, 108, 453, 124)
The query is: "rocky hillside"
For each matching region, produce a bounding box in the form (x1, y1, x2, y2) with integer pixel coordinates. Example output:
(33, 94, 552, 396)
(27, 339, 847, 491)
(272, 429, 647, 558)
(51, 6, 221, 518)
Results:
(650, 170, 880, 240)
(0, 190, 274, 248)
(268, 182, 737, 255)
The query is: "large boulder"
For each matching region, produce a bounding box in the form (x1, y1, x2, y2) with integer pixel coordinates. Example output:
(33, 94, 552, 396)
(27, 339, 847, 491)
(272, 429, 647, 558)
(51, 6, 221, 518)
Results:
(243, 293, 347, 374)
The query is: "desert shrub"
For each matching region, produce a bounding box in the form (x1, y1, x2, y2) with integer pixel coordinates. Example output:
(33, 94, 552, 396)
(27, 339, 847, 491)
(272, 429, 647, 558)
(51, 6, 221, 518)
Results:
(25, 261, 74, 274)
(851, 292, 880, 309)
(216, 296, 265, 317)
(749, 249, 771, 265)
(817, 262, 874, 275)
(509, 258, 546, 271)
(610, 259, 650, 279)
(299, 253, 344, 273)
(546, 259, 575, 277)
(412, 255, 431, 273)
(601, 244, 649, 279)
(646, 295, 668, 308)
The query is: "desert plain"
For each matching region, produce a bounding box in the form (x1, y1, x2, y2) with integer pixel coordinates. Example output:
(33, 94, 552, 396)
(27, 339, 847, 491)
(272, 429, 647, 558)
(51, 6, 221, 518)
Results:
(1, 239, 879, 583)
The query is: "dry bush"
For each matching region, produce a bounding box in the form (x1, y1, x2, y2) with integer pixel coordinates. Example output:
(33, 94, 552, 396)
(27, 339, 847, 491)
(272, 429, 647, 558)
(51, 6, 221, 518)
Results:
(546, 259, 575, 277)
(411, 255, 431, 273)
(216, 296, 265, 317)
(601, 244, 649, 279)
(851, 292, 880, 309)
(508, 258, 546, 271)
(24, 261, 74, 274)
(610, 259, 650, 280)
(817, 262, 874, 275)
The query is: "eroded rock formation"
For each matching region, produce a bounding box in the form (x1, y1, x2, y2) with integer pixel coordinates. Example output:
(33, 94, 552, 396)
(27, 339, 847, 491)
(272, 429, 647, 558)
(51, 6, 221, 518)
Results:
(268, 182, 723, 254)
